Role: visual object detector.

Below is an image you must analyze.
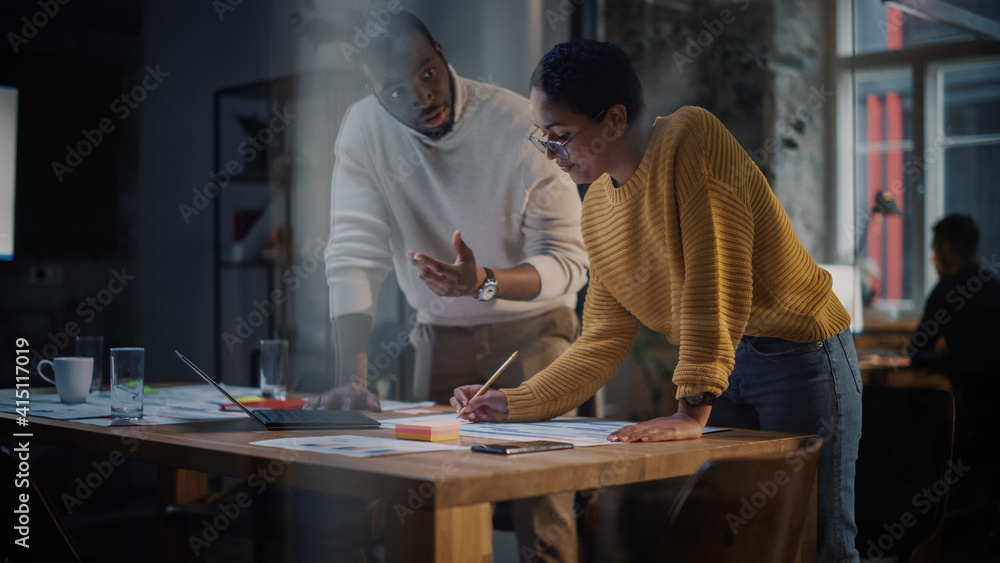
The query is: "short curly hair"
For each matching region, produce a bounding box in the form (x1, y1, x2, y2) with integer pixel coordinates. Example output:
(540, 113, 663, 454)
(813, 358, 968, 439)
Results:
(529, 39, 645, 123)
(933, 213, 980, 260)
(353, 10, 436, 71)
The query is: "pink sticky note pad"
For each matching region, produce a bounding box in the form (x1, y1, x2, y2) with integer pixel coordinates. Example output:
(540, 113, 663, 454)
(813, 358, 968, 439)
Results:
(394, 420, 462, 442)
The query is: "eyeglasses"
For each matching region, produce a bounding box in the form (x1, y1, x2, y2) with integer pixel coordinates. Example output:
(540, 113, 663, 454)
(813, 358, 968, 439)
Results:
(527, 110, 607, 160)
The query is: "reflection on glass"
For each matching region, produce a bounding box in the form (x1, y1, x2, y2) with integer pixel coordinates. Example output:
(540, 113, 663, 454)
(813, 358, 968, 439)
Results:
(939, 60, 1000, 269)
(855, 70, 915, 309)
(852, 0, 981, 55)
(943, 63, 1000, 137)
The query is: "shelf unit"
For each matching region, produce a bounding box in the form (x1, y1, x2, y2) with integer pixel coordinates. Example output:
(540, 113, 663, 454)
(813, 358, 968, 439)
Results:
(212, 75, 298, 385)
(212, 70, 367, 386)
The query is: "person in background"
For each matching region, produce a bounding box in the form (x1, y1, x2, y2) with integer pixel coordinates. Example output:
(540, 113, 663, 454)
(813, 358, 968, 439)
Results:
(909, 213, 1000, 377)
(306, 11, 589, 562)
(909, 213, 1000, 523)
(453, 39, 863, 563)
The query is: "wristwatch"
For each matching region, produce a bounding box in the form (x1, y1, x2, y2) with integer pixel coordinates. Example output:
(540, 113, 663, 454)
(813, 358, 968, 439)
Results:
(681, 392, 717, 407)
(476, 267, 498, 301)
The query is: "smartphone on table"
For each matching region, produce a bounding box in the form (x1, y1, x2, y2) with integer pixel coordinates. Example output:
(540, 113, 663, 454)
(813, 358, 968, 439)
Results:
(471, 441, 573, 454)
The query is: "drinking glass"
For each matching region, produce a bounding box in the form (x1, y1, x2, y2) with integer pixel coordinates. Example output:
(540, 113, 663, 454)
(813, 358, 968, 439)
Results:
(259, 339, 288, 400)
(111, 347, 144, 419)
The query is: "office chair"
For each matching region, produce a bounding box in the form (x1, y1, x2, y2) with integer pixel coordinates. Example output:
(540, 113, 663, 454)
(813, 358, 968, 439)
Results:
(854, 386, 955, 563)
(643, 437, 822, 563)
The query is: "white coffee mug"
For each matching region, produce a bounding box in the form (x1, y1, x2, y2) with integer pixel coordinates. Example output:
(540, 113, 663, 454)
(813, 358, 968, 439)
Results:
(37, 357, 94, 404)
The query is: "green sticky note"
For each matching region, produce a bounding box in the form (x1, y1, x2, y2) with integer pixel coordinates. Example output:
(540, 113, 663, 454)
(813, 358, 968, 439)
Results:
(123, 381, 158, 394)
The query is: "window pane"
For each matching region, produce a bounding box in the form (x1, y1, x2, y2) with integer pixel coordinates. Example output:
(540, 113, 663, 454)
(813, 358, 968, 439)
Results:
(943, 63, 1000, 136)
(937, 59, 1000, 273)
(856, 73, 914, 143)
(852, 0, 987, 55)
(855, 71, 916, 309)
(943, 144, 1000, 267)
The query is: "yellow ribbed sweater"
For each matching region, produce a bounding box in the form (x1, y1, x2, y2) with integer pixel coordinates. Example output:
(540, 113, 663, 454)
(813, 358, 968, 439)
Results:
(502, 106, 850, 422)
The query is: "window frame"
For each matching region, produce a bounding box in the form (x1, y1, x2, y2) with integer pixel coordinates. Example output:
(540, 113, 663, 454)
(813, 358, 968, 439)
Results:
(836, 0, 1000, 323)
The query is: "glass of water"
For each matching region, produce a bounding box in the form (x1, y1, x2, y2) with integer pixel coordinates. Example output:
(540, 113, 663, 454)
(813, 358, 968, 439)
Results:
(259, 339, 288, 400)
(111, 347, 144, 420)
(76, 335, 104, 392)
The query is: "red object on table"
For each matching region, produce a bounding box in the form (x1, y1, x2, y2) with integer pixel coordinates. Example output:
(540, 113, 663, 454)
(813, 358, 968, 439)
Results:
(221, 398, 305, 411)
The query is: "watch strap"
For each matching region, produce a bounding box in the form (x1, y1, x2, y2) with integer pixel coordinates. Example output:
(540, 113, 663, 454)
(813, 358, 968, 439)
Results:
(681, 392, 717, 407)
(476, 268, 497, 301)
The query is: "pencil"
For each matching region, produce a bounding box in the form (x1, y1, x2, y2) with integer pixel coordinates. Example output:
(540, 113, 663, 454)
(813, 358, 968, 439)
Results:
(457, 351, 518, 418)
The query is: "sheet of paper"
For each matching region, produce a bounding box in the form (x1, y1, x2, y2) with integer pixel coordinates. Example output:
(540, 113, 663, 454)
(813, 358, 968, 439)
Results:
(249, 434, 467, 457)
(377, 413, 470, 428)
(0, 385, 257, 422)
(379, 399, 436, 411)
(378, 414, 617, 446)
(1, 391, 112, 419)
(378, 414, 726, 446)
(461, 419, 632, 446)
(74, 413, 236, 426)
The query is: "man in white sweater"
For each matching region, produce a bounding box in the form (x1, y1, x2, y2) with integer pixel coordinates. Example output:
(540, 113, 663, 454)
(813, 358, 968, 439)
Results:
(306, 11, 588, 563)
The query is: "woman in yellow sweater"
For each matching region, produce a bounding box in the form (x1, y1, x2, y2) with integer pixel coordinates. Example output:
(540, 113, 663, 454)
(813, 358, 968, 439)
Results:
(451, 40, 862, 562)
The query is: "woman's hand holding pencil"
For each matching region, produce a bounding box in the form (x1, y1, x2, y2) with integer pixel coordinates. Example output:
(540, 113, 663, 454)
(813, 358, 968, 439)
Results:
(452, 351, 517, 422)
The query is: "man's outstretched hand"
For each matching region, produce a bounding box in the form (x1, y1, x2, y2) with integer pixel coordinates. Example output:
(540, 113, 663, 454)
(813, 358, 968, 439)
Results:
(407, 230, 484, 298)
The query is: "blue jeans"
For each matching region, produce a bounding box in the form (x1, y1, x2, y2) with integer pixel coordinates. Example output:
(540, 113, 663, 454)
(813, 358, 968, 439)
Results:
(708, 328, 862, 563)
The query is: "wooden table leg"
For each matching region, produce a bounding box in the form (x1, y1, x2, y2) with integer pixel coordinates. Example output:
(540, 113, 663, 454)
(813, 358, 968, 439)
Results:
(156, 468, 210, 562)
(385, 502, 492, 563)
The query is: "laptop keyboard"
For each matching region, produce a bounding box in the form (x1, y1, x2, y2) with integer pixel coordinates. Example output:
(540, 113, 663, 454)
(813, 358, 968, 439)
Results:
(260, 409, 314, 422)
(254, 408, 379, 428)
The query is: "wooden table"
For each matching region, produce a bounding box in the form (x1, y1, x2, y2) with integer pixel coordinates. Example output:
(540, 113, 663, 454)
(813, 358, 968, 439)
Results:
(857, 353, 952, 390)
(2, 409, 816, 562)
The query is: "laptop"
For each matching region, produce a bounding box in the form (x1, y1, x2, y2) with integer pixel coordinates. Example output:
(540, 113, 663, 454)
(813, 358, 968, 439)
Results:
(175, 350, 380, 431)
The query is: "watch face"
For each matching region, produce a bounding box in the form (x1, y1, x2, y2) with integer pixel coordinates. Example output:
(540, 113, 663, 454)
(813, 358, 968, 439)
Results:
(480, 284, 497, 301)
(683, 392, 716, 407)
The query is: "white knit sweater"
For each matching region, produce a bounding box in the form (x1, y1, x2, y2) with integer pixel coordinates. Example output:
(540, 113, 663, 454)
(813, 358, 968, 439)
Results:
(326, 69, 589, 326)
